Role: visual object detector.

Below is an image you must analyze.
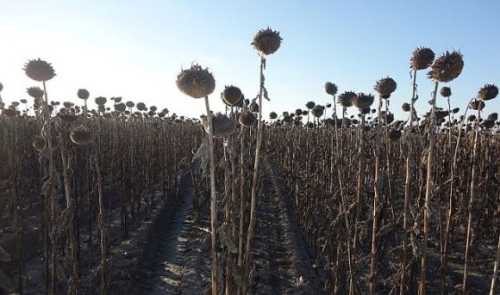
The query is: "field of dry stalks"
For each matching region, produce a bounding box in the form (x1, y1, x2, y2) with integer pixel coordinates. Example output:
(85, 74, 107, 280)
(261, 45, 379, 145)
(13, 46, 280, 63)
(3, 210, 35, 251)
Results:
(0, 28, 499, 295)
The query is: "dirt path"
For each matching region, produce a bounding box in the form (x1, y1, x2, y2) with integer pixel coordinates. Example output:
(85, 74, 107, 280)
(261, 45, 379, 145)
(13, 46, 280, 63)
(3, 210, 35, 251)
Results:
(132, 162, 324, 294)
(133, 172, 211, 295)
(248, 161, 325, 294)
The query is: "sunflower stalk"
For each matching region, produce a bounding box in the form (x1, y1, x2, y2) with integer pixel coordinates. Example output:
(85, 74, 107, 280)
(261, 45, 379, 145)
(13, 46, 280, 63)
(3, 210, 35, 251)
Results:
(462, 107, 481, 293)
(420, 81, 439, 295)
(204, 95, 220, 295)
(243, 56, 266, 294)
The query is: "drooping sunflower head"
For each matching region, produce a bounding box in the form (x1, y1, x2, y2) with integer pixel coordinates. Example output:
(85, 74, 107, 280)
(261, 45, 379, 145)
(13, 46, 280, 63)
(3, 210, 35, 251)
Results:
(70, 125, 93, 146)
(305, 101, 315, 110)
(77, 89, 90, 100)
(478, 84, 498, 101)
(353, 93, 375, 109)
(95, 96, 107, 106)
(374, 77, 397, 99)
(410, 47, 435, 70)
(27, 86, 44, 99)
(338, 91, 357, 108)
(239, 111, 256, 127)
(469, 99, 485, 111)
(222, 85, 243, 106)
(32, 136, 47, 152)
(325, 82, 338, 96)
(24, 58, 56, 82)
(440, 86, 452, 98)
(428, 51, 464, 82)
(176, 64, 216, 98)
(311, 105, 325, 118)
(252, 27, 282, 56)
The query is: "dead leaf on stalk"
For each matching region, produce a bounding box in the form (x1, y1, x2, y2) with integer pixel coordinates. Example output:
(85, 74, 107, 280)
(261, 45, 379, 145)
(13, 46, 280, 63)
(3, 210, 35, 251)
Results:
(192, 138, 209, 177)
(263, 86, 270, 101)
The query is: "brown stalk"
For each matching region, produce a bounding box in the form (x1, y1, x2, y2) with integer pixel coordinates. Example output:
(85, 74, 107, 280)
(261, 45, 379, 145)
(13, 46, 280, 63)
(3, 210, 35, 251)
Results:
(419, 81, 439, 295)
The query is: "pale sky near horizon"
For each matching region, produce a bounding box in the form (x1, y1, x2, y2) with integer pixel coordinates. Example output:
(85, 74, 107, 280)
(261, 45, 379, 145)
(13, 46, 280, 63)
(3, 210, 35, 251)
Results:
(1, 1, 499, 119)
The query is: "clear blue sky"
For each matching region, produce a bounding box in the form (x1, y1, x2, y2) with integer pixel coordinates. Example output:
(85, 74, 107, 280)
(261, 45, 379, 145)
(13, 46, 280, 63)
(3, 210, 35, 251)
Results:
(1, 0, 499, 118)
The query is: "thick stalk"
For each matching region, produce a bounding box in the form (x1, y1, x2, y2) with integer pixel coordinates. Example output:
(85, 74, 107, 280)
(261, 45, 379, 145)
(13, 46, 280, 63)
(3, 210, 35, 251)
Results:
(42, 81, 57, 295)
(441, 97, 474, 293)
(353, 115, 365, 251)
(94, 151, 107, 295)
(401, 145, 411, 295)
(204, 95, 219, 295)
(59, 139, 80, 294)
(237, 126, 246, 270)
(462, 109, 481, 294)
(420, 81, 439, 295)
(369, 155, 380, 295)
(401, 69, 418, 295)
(243, 56, 265, 294)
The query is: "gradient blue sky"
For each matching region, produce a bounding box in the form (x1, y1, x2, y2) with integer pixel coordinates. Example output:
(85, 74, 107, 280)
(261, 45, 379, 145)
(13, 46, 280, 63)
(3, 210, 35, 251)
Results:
(1, 1, 499, 118)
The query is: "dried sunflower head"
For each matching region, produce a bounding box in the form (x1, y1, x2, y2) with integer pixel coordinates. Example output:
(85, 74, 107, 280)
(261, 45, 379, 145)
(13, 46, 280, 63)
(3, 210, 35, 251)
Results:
(252, 27, 282, 56)
(428, 51, 464, 82)
(353, 93, 374, 109)
(249, 101, 259, 113)
(222, 85, 243, 106)
(481, 119, 495, 129)
(486, 112, 497, 121)
(95, 96, 107, 106)
(114, 103, 126, 112)
(24, 58, 56, 82)
(32, 136, 47, 152)
(374, 77, 397, 99)
(176, 64, 215, 98)
(58, 109, 77, 123)
(239, 111, 256, 127)
(402, 102, 411, 112)
(77, 89, 89, 100)
(325, 82, 338, 96)
(136, 102, 147, 111)
(27, 86, 44, 99)
(478, 84, 498, 101)
(70, 125, 93, 146)
(269, 111, 278, 120)
(202, 113, 235, 137)
(469, 99, 485, 111)
(312, 105, 325, 118)
(338, 91, 356, 108)
(305, 101, 315, 110)
(410, 47, 435, 70)
(440, 86, 452, 98)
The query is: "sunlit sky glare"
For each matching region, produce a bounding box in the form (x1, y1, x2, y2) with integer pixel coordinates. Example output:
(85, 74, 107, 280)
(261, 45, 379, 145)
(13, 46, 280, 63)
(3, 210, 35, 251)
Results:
(1, 0, 499, 119)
